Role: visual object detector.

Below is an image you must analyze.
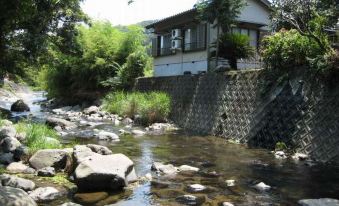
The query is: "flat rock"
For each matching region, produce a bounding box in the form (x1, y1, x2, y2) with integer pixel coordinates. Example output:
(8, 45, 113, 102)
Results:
(86, 144, 112, 155)
(74, 153, 137, 191)
(178, 165, 200, 172)
(298, 198, 339, 206)
(175, 194, 206, 205)
(29, 149, 71, 170)
(6, 162, 34, 174)
(46, 117, 76, 130)
(0, 174, 35, 191)
(37, 167, 56, 177)
(96, 131, 119, 141)
(0, 186, 37, 206)
(132, 129, 146, 136)
(151, 162, 178, 175)
(29, 187, 61, 202)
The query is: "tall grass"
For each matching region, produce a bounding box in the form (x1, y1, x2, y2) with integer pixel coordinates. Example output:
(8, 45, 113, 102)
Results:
(103, 91, 171, 125)
(15, 121, 61, 154)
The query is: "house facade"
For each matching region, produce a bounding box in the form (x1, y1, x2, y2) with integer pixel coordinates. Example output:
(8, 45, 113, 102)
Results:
(146, 0, 271, 77)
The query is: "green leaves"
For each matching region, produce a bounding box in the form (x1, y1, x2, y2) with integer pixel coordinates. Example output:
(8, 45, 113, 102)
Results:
(103, 91, 171, 125)
(217, 33, 255, 69)
(195, 0, 246, 32)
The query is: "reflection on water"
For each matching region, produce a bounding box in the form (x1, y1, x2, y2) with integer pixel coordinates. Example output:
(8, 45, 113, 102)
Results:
(79, 133, 339, 206)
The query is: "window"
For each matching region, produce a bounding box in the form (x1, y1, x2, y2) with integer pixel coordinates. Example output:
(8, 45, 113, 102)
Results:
(184, 24, 206, 51)
(161, 33, 172, 55)
(231, 27, 258, 49)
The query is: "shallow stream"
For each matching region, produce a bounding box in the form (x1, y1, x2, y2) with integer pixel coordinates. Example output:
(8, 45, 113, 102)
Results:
(2, 87, 339, 206)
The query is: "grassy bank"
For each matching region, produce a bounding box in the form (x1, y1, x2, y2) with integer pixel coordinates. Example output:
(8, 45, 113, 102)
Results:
(103, 91, 171, 125)
(15, 121, 61, 154)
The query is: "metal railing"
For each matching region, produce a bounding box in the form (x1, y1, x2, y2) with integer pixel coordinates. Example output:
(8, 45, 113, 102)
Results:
(184, 41, 206, 52)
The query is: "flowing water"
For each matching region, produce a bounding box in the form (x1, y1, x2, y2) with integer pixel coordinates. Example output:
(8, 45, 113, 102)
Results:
(1, 86, 339, 206)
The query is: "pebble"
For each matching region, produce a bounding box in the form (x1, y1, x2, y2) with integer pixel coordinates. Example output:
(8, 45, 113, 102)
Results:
(188, 184, 206, 192)
(254, 182, 271, 191)
(226, 179, 235, 187)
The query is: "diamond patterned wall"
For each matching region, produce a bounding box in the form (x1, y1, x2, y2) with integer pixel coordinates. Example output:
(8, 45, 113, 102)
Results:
(135, 72, 339, 163)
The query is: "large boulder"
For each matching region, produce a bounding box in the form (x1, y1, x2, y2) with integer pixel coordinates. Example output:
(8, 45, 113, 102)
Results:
(0, 153, 14, 165)
(74, 153, 137, 191)
(10, 99, 30, 112)
(13, 145, 30, 161)
(29, 187, 61, 202)
(46, 117, 76, 130)
(1, 136, 21, 152)
(0, 186, 37, 206)
(0, 174, 35, 191)
(73, 145, 96, 165)
(29, 149, 71, 170)
(0, 126, 16, 139)
(298, 198, 339, 206)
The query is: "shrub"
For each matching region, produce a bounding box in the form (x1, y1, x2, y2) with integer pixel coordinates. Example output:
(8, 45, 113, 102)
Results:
(119, 50, 152, 90)
(15, 121, 61, 154)
(217, 33, 255, 70)
(103, 91, 171, 125)
(275, 141, 288, 151)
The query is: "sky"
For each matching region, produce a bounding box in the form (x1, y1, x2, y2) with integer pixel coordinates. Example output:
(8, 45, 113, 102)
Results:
(81, 0, 198, 26)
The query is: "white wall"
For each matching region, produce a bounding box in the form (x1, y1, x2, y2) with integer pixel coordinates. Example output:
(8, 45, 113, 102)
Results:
(154, 50, 208, 76)
(238, 0, 270, 27)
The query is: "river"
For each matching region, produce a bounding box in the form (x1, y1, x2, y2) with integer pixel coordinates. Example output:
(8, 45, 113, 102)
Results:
(1, 84, 339, 206)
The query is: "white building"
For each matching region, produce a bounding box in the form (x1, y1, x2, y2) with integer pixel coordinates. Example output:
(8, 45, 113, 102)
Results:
(146, 0, 271, 77)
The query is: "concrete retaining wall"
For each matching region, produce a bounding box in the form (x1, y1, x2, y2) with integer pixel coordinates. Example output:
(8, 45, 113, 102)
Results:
(135, 71, 339, 163)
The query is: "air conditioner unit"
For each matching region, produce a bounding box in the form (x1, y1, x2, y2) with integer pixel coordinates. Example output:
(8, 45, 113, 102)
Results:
(171, 39, 181, 51)
(171, 29, 181, 40)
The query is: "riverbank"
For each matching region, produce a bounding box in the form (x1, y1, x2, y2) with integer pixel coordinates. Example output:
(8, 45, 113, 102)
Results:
(1, 81, 339, 206)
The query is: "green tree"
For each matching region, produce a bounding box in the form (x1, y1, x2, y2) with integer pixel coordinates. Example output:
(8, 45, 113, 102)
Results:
(271, 0, 337, 52)
(0, 0, 86, 78)
(119, 50, 152, 90)
(217, 33, 255, 70)
(195, 0, 246, 67)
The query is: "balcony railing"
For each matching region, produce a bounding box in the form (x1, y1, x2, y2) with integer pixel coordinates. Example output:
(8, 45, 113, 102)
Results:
(184, 41, 206, 52)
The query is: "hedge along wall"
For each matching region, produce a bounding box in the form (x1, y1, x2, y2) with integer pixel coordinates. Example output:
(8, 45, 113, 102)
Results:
(135, 70, 339, 163)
